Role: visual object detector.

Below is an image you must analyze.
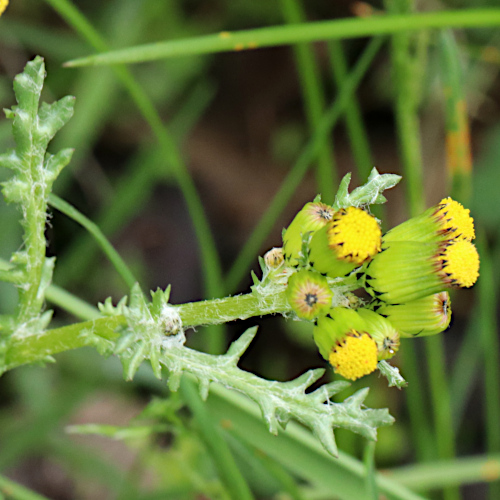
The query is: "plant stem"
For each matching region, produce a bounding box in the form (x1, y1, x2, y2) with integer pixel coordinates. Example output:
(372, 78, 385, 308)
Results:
(177, 290, 291, 327)
(3, 289, 292, 372)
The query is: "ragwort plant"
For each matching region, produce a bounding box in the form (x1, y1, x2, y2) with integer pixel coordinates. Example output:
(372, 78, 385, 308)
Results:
(0, 57, 481, 468)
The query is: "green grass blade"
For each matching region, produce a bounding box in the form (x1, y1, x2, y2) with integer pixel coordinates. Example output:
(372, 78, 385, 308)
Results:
(224, 36, 384, 293)
(180, 377, 255, 500)
(64, 10, 500, 67)
(328, 39, 374, 184)
(450, 306, 481, 430)
(45, 283, 101, 320)
(476, 234, 500, 500)
(424, 335, 457, 464)
(363, 440, 379, 500)
(48, 194, 138, 291)
(385, 454, 500, 491)
(384, 0, 425, 217)
(0, 474, 50, 500)
(280, 0, 337, 203)
(439, 31, 472, 204)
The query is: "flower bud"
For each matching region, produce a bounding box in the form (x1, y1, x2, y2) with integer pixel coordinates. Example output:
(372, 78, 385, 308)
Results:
(384, 197, 475, 243)
(363, 239, 479, 304)
(373, 292, 451, 337)
(308, 207, 382, 278)
(283, 201, 335, 267)
(313, 307, 378, 381)
(356, 308, 400, 360)
(264, 247, 284, 269)
(285, 270, 332, 320)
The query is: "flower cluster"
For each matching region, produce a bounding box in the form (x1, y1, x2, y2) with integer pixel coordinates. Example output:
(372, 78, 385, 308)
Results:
(282, 197, 479, 381)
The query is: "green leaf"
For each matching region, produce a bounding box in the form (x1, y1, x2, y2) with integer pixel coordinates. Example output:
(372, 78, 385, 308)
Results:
(333, 168, 401, 209)
(378, 360, 408, 388)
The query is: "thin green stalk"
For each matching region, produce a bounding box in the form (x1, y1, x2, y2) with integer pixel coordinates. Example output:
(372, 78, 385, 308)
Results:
(48, 194, 138, 291)
(64, 10, 500, 67)
(363, 440, 378, 500)
(400, 344, 434, 463)
(0, 474, 50, 500)
(385, 455, 500, 491)
(180, 377, 255, 500)
(424, 335, 457, 464)
(44, 284, 101, 321)
(476, 234, 500, 500)
(280, 0, 337, 203)
(328, 39, 374, 183)
(177, 290, 291, 327)
(450, 306, 481, 430)
(45, 0, 225, 353)
(224, 36, 385, 293)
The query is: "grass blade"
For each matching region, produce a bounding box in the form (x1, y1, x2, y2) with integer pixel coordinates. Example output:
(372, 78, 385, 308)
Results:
(280, 0, 337, 203)
(64, 10, 500, 67)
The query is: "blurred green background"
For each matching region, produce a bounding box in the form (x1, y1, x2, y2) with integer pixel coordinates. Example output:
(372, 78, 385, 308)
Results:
(1, 1, 500, 499)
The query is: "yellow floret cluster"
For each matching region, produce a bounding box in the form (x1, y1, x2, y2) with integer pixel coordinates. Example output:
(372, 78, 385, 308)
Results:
(441, 239, 480, 288)
(329, 332, 378, 381)
(328, 207, 382, 264)
(0, 0, 8, 17)
(436, 197, 475, 241)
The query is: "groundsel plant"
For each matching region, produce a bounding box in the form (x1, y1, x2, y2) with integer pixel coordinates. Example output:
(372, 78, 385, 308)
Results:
(0, 58, 480, 457)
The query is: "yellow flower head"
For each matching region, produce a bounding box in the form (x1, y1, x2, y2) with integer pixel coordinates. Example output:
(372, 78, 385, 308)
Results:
(327, 207, 382, 264)
(439, 239, 480, 288)
(434, 197, 475, 242)
(329, 331, 378, 381)
(384, 196, 475, 244)
(0, 0, 8, 17)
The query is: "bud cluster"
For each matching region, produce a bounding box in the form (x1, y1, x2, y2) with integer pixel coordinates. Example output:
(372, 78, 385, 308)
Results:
(281, 197, 479, 381)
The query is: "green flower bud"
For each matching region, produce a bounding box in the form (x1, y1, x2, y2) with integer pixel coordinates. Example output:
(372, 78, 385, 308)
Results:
(384, 197, 475, 243)
(263, 247, 284, 269)
(285, 270, 333, 320)
(363, 239, 479, 304)
(356, 308, 400, 360)
(282, 201, 335, 267)
(308, 207, 382, 278)
(313, 307, 378, 381)
(373, 292, 451, 337)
